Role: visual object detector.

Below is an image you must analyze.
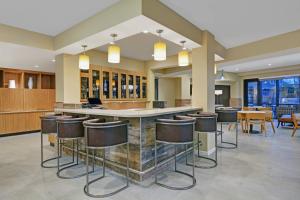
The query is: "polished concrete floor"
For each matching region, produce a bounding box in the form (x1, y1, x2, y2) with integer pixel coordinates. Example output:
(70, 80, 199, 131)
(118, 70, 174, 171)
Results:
(1, 124, 300, 200)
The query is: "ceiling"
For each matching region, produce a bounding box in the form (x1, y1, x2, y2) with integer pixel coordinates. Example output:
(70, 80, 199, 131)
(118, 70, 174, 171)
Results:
(97, 33, 182, 61)
(0, 0, 120, 36)
(219, 52, 300, 73)
(0, 42, 56, 72)
(160, 0, 300, 48)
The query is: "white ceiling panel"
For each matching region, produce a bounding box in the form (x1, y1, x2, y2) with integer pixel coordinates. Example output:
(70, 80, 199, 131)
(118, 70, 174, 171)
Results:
(0, 0, 120, 36)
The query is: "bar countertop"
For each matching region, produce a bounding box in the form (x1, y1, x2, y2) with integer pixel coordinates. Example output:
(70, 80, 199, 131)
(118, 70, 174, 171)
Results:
(55, 106, 201, 118)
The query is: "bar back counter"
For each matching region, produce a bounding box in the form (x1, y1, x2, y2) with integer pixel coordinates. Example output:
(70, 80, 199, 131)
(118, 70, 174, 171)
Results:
(55, 106, 201, 181)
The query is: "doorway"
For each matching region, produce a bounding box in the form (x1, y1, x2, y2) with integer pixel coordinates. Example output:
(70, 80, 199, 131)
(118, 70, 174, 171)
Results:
(215, 85, 231, 107)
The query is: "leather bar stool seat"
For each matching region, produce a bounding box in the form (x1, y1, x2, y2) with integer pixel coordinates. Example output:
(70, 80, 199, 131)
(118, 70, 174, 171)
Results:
(83, 119, 129, 198)
(187, 112, 218, 168)
(56, 116, 90, 179)
(40, 114, 71, 168)
(216, 109, 238, 149)
(155, 116, 196, 190)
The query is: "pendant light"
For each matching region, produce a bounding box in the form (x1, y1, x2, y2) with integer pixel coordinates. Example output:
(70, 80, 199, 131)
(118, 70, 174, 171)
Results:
(108, 34, 120, 63)
(154, 29, 166, 61)
(79, 45, 89, 70)
(178, 41, 189, 66)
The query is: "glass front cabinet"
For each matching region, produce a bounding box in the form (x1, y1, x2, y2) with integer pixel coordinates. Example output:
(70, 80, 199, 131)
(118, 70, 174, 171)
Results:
(80, 65, 147, 102)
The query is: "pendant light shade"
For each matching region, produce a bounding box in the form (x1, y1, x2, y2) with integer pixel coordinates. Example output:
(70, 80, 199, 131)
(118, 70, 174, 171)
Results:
(108, 34, 120, 63)
(154, 30, 166, 61)
(178, 41, 189, 66)
(79, 45, 89, 70)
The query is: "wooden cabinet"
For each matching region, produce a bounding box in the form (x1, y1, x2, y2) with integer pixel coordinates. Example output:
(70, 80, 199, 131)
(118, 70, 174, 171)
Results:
(80, 65, 147, 102)
(0, 111, 47, 135)
(0, 67, 56, 135)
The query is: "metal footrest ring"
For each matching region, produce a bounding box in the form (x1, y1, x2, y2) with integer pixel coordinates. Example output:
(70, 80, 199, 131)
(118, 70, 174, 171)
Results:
(155, 169, 196, 190)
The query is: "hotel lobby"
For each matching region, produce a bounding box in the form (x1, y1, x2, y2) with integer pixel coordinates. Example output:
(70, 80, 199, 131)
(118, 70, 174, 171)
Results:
(0, 0, 300, 199)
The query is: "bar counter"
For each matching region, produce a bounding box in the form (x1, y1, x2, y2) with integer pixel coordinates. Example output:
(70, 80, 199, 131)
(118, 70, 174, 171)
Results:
(55, 106, 201, 181)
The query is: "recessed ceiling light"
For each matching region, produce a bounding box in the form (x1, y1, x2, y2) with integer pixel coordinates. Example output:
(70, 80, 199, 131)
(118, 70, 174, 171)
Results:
(268, 63, 272, 66)
(34, 65, 39, 68)
(143, 30, 149, 34)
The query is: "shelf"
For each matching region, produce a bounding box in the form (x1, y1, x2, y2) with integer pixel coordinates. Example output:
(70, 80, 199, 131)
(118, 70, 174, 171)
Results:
(41, 74, 55, 89)
(4, 71, 23, 88)
(24, 73, 39, 89)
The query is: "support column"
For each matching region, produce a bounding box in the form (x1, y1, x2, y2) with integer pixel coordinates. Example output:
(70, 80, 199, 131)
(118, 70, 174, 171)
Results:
(192, 31, 216, 154)
(146, 66, 155, 108)
(55, 54, 81, 104)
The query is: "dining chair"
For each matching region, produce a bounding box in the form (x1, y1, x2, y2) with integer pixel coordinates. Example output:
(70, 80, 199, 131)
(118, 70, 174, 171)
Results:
(237, 112, 246, 133)
(291, 113, 300, 137)
(265, 111, 275, 134)
(246, 113, 266, 136)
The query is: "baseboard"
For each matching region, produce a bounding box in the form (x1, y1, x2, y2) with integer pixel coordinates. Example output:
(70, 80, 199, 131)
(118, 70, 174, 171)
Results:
(0, 130, 40, 137)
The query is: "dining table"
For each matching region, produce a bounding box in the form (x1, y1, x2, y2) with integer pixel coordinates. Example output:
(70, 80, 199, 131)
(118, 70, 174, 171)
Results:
(238, 110, 266, 134)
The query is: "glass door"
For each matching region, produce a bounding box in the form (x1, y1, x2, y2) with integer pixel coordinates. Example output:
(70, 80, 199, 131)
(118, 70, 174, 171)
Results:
(103, 71, 110, 99)
(112, 72, 119, 99)
(136, 75, 140, 98)
(128, 75, 134, 98)
(244, 79, 260, 106)
(92, 70, 100, 99)
(121, 73, 127, 98)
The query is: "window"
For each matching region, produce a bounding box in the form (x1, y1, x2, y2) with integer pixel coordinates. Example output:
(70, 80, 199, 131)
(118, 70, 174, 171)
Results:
(261, 80, 276, 107)
(247, 82, 258, 106)
(279, 77, 300, 104)
(245, 76, 300, 108)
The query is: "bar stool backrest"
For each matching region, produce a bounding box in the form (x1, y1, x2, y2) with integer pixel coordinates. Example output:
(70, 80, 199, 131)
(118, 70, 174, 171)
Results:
(57, 116, 89, 139)
(84, 119, 129, 148)
(187, 113, 217, 132)
(216, 110, 238, 123)
(40, 114, 71, 134)
(156, 117, 195, 143)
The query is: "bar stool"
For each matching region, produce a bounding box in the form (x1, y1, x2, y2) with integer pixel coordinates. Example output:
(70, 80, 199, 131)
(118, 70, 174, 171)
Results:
(56, 116, 89, 179)
(40, 114, 71, 168)
(155, 116, 196, 190)
(216, 109, 238, 149)
(83, 119, 130, 198)
(187, 112, 218, 168)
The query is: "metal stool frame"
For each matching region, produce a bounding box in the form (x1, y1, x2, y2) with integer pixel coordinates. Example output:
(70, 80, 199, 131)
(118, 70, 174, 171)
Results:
(83, 121, 129, 198)
(216, 110, 238, 149)
(56, 117, 91, 179)
(186, 115, 218, 169)
(155, 120, 196, 190)
(40, 115, 72, 168)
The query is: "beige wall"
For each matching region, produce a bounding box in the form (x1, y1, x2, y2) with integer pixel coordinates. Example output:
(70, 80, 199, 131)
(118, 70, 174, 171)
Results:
(215, 72, 241, 99)
(180, 75, 191, 99)
(157, 77, 180, 107)
(55, 50, 146, 103)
